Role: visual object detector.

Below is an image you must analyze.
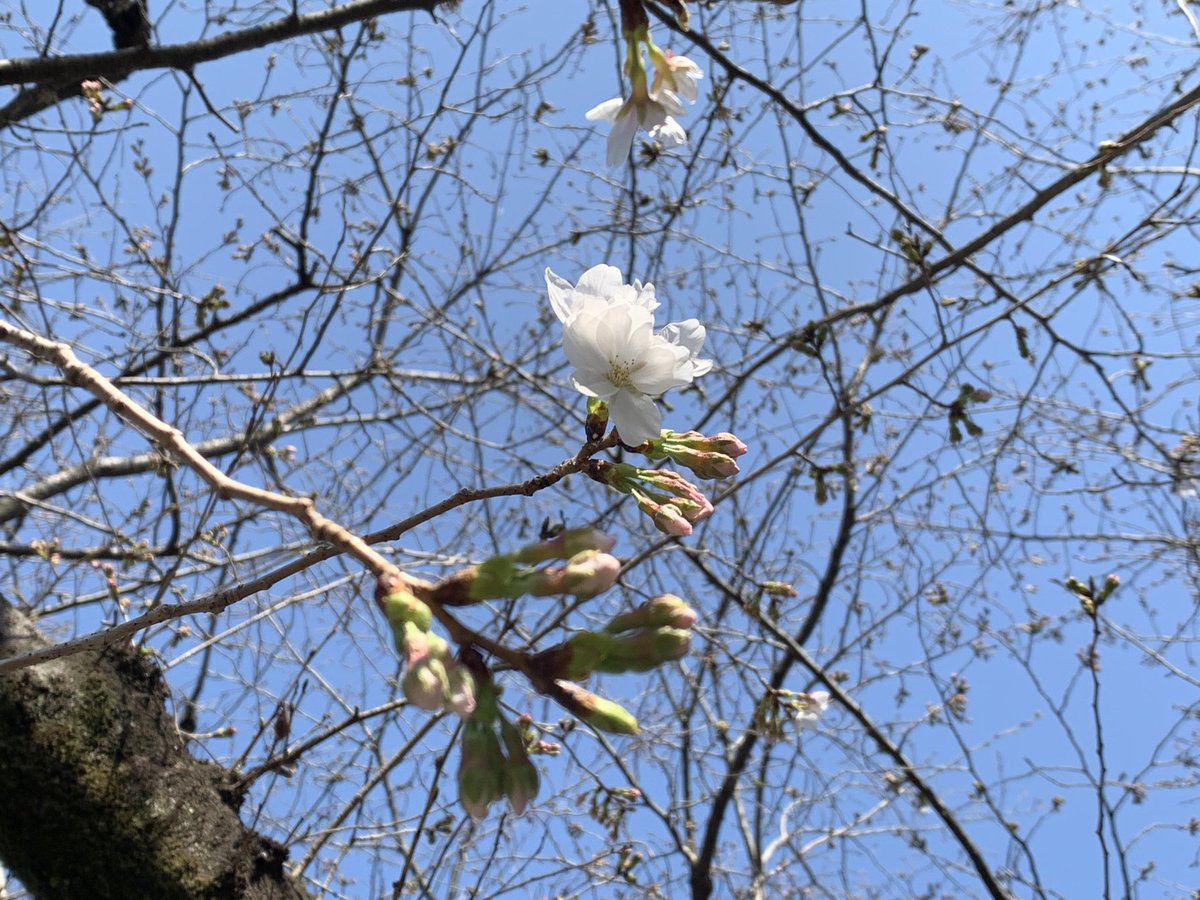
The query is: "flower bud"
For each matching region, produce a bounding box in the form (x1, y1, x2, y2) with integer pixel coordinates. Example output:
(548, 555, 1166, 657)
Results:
(585, 397, 610, 443)
(704, 432, 748, 458)
(644, 430, 748, 479)
(633, 491, 693, 536)
(444, 663, 477, 718)
(403, 655, 448, 711)
(425, 631, 449, 661)
(468, 556, 520, 600)
(515, 526, 617, 564)
(395, 620, 430, 664)
(594, 627, 692, 673)
(761, 581, 797, 598)
(379, 587, 432, 632)
(668, 447, 740, 479)
(1099, 573, 1120, 601)
(554, 680, 640, 735)
(606, 594, 697, 633)
(598, 461, 642, 494)
(637, 469, 714, 521)
(499, 718, 539, 815)
(458, 719, 505, 819)
(563, 631, 619, 680)
(562, 550, 621, 598)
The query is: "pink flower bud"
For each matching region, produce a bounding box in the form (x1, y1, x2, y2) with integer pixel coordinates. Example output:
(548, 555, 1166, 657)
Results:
(397, 620, 430, 665)
(444, 663, 477, 718)
(607, 594, 697, 632)
(637, 469, 713, 521)
(704, 432, 748, 458)
(634, 493, 692, 536)
(648, 431, 747, 474)
(516, 526, 618, 563)
(403, 656, 448, 711)
(562, 550, 621, 598)
(670, 447, 740, 479)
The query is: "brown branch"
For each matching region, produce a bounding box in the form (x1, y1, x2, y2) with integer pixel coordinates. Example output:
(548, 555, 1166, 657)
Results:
(0, 0, 441, 87)
(0, 320, 397, 580)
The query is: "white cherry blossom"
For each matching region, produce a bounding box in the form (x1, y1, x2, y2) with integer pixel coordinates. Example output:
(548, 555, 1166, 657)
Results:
(548, 266, 711, 445)
(792, 691, 830, 732)
(650, 51, 703, 103)
(586, 90, 687, 168)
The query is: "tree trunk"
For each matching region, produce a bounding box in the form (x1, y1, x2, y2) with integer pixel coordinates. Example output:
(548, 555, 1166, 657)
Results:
(0, 599, 309, 899)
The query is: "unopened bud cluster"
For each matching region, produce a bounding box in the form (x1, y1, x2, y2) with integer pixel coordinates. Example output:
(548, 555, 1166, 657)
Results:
(375, 576, 475, 718)
(598, 462, 714, 536)
(467, 527, 621, 600)
(1065, 572, 1120, 616)
(534, 595, 699, 736)
(458, 680, 540, 819)
(643, 430, 748, 480)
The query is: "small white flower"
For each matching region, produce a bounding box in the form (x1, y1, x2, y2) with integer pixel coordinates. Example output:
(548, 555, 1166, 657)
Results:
(586, 89, 687, 168)
(548, 266, 710, 445)
(650, 51, 703, 103)
(792, 690, 830, 732)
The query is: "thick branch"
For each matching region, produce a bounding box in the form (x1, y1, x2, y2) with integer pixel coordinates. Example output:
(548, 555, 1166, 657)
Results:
(0, 0, 439, 87)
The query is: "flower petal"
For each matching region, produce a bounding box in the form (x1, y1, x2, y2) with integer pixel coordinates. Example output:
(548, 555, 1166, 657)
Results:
(570, 374, 615, 399)
(630, 342, 690, 395)
(545, 268, 576, 323)
(662, 319, 706, 354)
(609, 390, 661, 446)
(654, 89, 685, 117)
(605, 107, 639, 167)
(631, 279, 660, 313)
(574, 265, 625, 302)
(650, 116, 687, 149)
(562, 314, 612, 375)
(586, 97, 624, 122)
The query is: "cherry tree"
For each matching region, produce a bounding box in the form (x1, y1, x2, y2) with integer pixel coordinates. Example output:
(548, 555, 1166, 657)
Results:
(2, 0, 1199, 897)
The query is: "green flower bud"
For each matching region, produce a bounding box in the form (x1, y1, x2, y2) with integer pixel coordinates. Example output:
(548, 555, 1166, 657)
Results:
(458, 718, 505, 819)
(499, 717, 539, 815)
(555, 680, 640, 735)
(563, 631, 620, 680)
(606, 594, 697, 633)
(593, 627, 692, 674)
(380, 588, 432, 632)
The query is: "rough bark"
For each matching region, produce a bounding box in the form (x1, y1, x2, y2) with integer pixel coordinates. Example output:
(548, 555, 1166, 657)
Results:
(0, 598, 310, 900)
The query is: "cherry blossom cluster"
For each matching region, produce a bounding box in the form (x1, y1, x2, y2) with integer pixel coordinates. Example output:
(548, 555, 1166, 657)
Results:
(586, 18, 704, 166)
